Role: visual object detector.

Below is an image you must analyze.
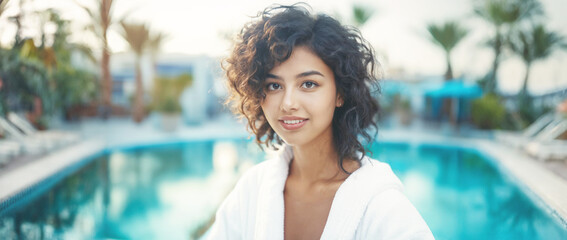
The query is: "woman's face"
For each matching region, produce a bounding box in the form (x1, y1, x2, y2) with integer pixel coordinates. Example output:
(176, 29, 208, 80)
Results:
(261, 46, 342, 147)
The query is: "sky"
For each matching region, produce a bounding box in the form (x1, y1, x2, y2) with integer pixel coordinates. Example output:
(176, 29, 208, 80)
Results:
(1, 0, 566, 95)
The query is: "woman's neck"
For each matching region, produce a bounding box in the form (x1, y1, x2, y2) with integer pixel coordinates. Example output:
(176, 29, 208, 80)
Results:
(289, 138, 353, 184)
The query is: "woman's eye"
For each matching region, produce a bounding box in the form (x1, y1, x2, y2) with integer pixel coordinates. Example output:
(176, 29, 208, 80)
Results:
(266, 83, 281, 91)
(301, 81, 317, 89)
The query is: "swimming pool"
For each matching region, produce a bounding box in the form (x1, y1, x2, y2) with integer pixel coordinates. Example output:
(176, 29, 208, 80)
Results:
(0, 140, 566, 239)
(369, 142, 567, 239)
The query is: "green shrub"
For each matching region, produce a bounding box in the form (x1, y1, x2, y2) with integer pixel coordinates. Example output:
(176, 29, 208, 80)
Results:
(471, 94, 506, 129)
(151, 73, 193, 114)
(156, 97, 182, 114)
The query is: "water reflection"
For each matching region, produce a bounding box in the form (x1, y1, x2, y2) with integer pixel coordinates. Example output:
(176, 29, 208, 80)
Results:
(0, 155, 101, 239)
(368, 143, 567, 240)
(1, 142, 566, 239)
(0, 140, 263, 239)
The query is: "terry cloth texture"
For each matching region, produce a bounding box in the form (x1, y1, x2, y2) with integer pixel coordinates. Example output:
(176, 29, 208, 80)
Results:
(207, 145, 435, 240)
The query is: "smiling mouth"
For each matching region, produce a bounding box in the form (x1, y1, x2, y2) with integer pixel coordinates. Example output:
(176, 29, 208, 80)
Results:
(283, 119, 305, 124)
(279, 119, 308, 130)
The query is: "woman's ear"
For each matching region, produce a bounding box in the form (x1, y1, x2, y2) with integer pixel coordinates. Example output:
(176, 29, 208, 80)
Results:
(336, 94, 344, 107)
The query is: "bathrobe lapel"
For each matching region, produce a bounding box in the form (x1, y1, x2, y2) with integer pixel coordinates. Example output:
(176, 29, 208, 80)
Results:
(320, 157, 403, 239)
(253, 146, 292, 240)
(253, 147, 402, 240)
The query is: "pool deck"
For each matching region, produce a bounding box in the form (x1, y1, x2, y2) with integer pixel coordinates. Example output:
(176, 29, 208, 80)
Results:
(1, 116, 567, 227)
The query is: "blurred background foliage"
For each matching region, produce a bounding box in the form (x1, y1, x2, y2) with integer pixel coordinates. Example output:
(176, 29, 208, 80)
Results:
(0, 0, 565, 131)
(0, 1, 98, 127)
(471, 94, 506, 129)
(151, 74, 193, 114)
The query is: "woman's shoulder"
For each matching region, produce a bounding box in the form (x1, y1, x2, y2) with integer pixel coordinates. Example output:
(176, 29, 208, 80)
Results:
(322, 156, 434, 239)
(208, 155, 287, 239)
(353, 156, 404, 191)
(233, 152, 289, 190)
(354, 157, 435, 239)
(357, 188, 434, 239)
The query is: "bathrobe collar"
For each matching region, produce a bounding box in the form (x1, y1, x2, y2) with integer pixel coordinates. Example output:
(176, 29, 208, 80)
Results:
(254, 145, 403, 240)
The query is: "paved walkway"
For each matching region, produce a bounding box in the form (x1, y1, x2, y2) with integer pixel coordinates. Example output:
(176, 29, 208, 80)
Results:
(1, 115, 566, 227)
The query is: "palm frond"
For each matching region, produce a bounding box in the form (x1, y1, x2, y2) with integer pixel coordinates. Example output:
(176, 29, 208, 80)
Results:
(120, 21, 150, 55)
(352, 5, 374, 27)
(533, 25, 563, 59)
(148, 32, 168, 54)
(510, 24, 565, 64)
(81, 24, 99, 37)
(75, 0, 99, 23)
(473, 0, 543, 27)
(427, 21, 468, 53)
(19, 38, 39, 59)
(71, 43, 98, 64)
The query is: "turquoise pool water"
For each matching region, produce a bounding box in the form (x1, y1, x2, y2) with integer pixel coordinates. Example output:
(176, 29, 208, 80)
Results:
(0, 140, 566, 239)
(368, 142, 567, 240)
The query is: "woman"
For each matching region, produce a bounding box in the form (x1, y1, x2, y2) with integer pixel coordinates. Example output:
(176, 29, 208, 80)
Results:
(208, 4, 434, 240)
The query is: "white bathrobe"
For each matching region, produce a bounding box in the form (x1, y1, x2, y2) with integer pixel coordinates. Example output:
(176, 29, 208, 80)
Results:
(207, 146, 435, 240)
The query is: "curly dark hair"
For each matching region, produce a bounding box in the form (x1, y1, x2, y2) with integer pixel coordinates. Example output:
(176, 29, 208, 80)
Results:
(224, 4, 380, 172)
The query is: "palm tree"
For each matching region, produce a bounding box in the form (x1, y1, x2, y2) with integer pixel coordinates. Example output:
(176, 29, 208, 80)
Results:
(44, 9, 98, 119)
(473, 0, 543, 94)
(426, 21, 468, 125)
(509, 24, 564, 114)
(78, 0, 116, 118)
(426, 21, 468, 80)
(120, 21, 150, 123)
(45, 9, 96, 64)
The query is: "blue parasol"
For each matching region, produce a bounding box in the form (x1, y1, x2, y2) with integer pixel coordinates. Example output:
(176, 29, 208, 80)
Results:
(424, 80, 482, 98)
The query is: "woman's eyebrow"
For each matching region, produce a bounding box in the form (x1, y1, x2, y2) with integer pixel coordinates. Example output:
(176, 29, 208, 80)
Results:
(266, 73, 282, 80)
(296, 70, 324, 78)
(266, 70, 324, 80)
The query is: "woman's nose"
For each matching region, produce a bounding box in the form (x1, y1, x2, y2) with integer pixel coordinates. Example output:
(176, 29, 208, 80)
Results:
(280, 88, 298, 112)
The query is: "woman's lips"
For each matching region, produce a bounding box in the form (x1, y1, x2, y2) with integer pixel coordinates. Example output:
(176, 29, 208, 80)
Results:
(279, 119, 308, 130)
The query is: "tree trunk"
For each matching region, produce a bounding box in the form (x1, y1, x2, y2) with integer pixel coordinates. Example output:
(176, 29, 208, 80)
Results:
(518, 63, 532, 118)
(151, 55, 158, 89)
(488, 49, 500, 93)
(133, 58, 144, 123)
(486, 31, 502, 95)
(101, 37, 112, 119)
(444, 52, 453, 81)
(520, 63, 531, 97)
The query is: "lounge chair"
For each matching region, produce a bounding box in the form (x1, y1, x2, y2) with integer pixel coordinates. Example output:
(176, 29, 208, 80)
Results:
(523, 119, 567, 161)
(0, 140, 21, 165)
(7, 112, 80, 145)
(0, 117, 53, 154)
(525, 140, 567, 161)
(496, 113, 565, 148)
